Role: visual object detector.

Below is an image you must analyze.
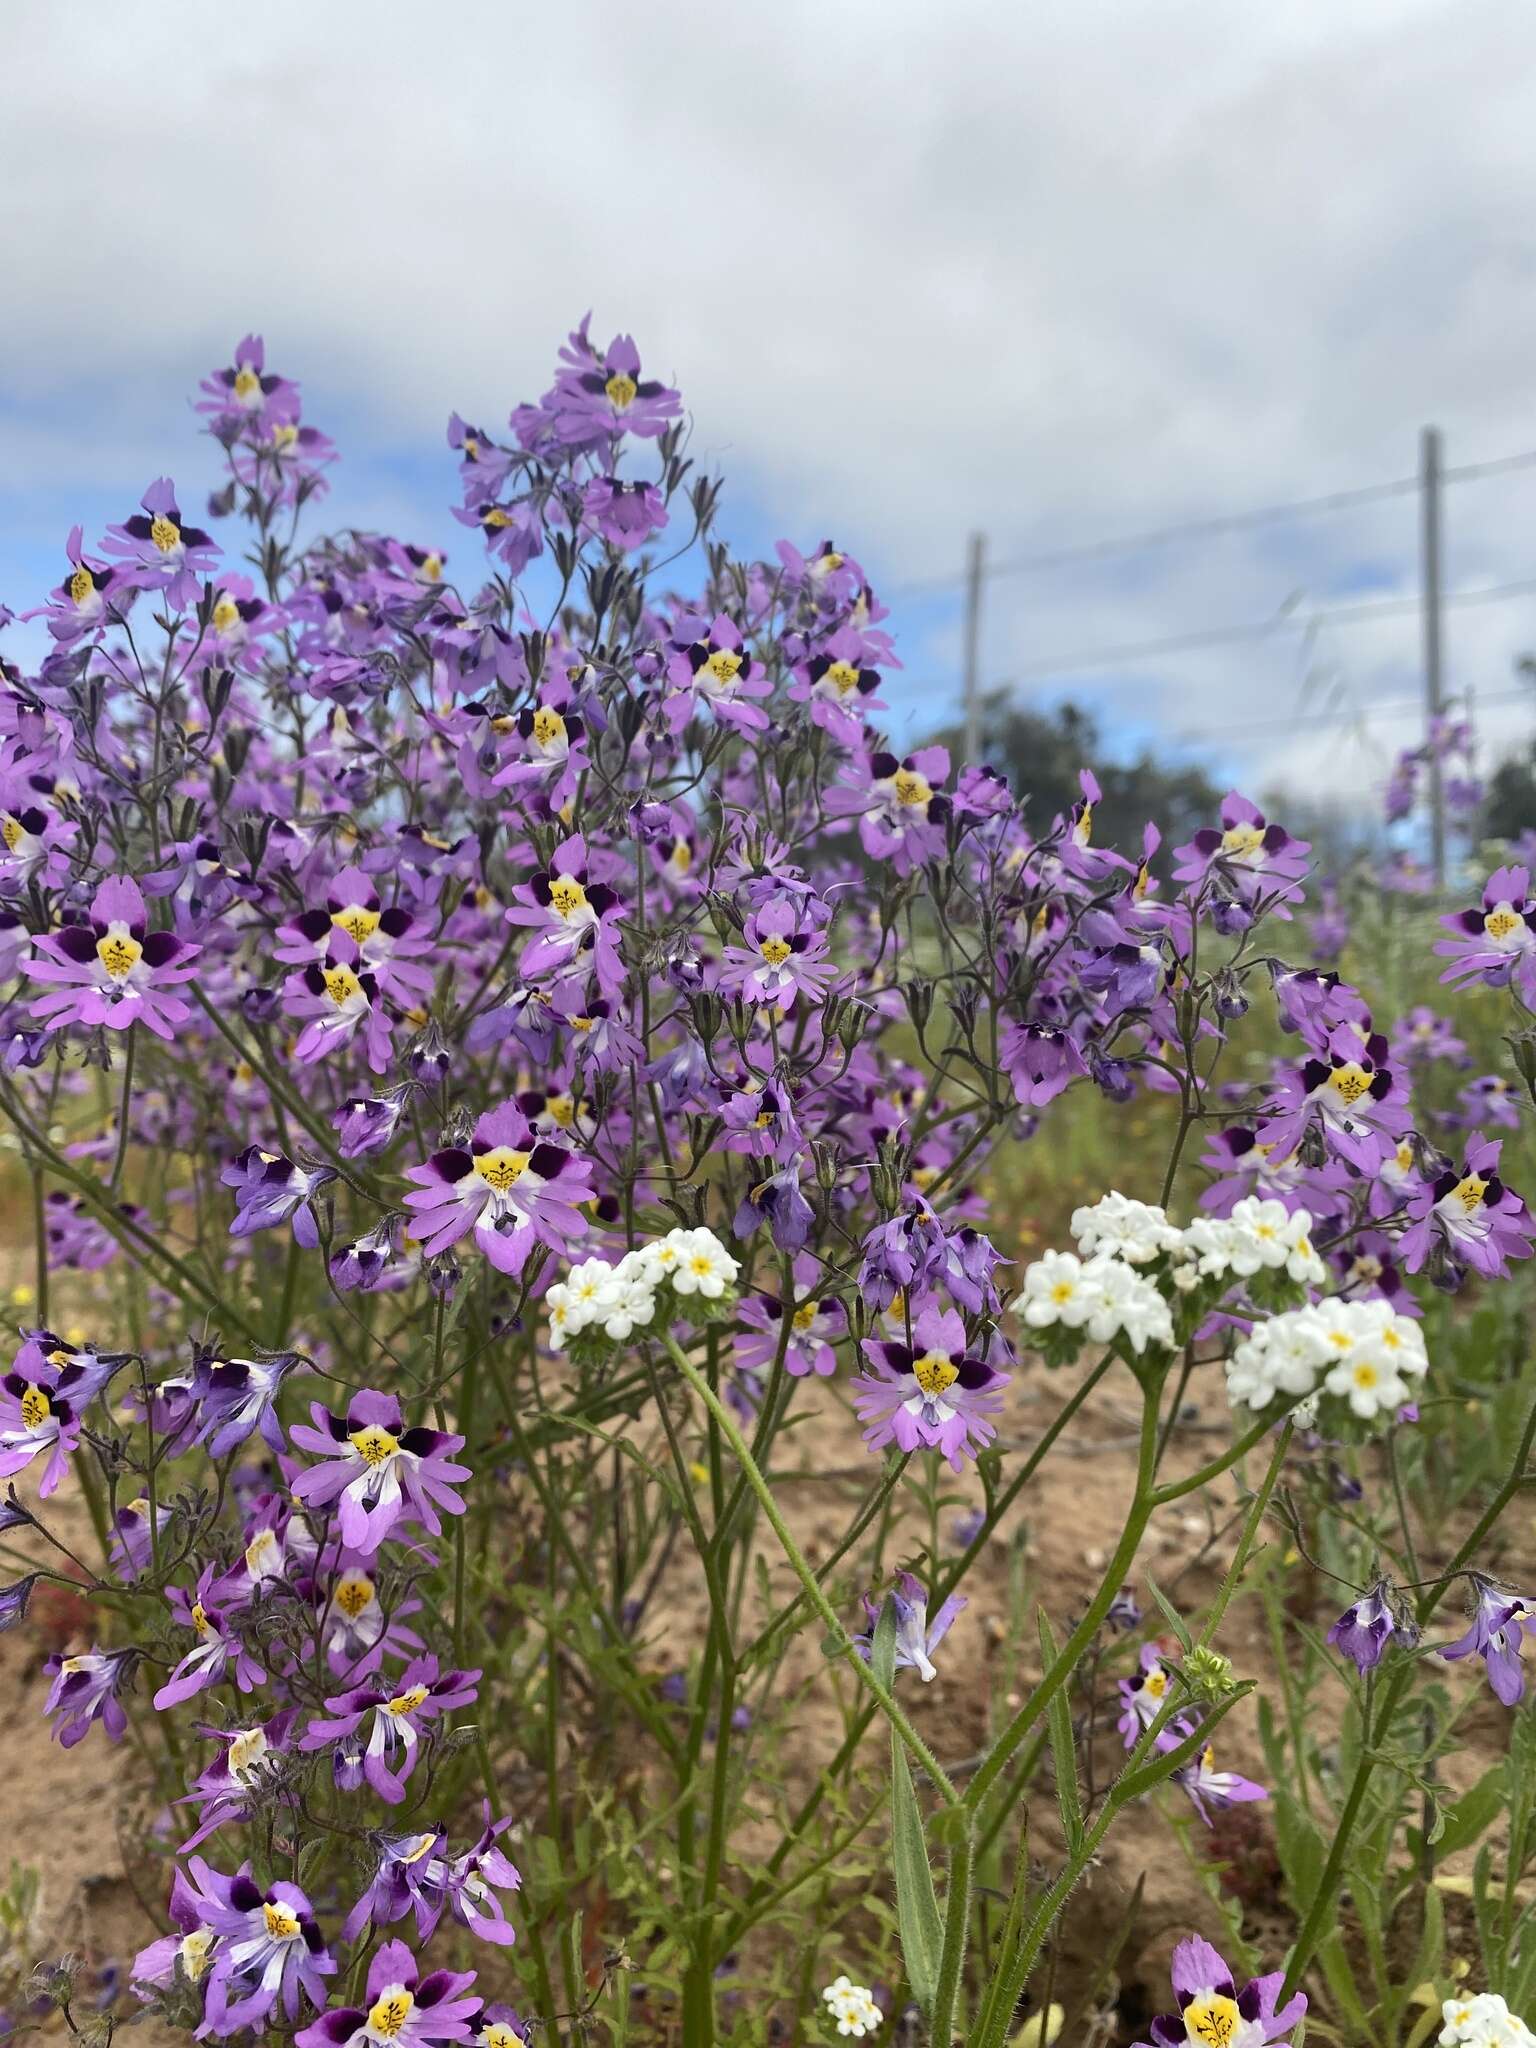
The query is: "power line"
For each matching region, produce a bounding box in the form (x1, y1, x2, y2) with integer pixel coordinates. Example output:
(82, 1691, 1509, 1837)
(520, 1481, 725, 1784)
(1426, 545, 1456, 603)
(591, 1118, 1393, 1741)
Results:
(893, 445, 1536, 597)
(1173, 680, 1533, 745)
(998, 576, 1536, 682)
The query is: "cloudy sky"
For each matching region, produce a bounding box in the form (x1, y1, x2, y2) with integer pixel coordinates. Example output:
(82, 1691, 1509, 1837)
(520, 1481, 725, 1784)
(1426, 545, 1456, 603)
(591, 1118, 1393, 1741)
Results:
(5, 0, 1536, 807)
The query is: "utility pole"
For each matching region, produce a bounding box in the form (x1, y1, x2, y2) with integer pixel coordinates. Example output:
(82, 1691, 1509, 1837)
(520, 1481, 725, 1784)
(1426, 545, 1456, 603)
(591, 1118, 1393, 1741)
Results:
(962, 531, 986, 763)
(1421, 425, 1446, 888)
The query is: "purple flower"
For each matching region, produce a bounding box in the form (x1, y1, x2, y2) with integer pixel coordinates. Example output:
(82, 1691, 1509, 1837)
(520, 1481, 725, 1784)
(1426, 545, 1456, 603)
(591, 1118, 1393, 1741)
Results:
(789, 623, 887, 745)
(1327, 1581, 1404, 1674)
(0, 1351, 87, 1495)
(856, 1572, 966, 1682)
(299, 1657, 481, 1805)
(283, 936, 394, 1073)
(851, 1302, 1008, 1471)
(152, 1565, 267, 1709)
(182, 1859, 335, 2037)
(734, 1265, 845, 1379)
(22, 525, 123, 643)
(0, 1571, 40, 1631)
(342, 1805, 521, 1949)
(43, 1647, 135, 1747)
(222, 1146, 336, 1247)
(1134, 1934, 1305, 2048)
(551, 326, 681, 445)
(191, 1349, 305, 1457)
(1399, 1134, 1535, 1280)
(176, 1711, 298, 1851)
(504, 834, 625, 997)
(1174, 1739, 1268, 1825)
(1441, 1576, 1534, 1706)
(582, 475, 668, 548)
(290, 1389, 468, 1554)
(197, 334, 300, 432)
(1000, 1022, 1089, 1110)
(857, 1203, 949, 1312)
(824, 746, 952, 873)
(733, 1161, 815, 1251)
(101, 477, 220, 611)
(27, 874, 200, 1040)
(665, 612, 771, 734)
(402, 1103, 595, 1278)
(1395, 1005, 1467, 1067)
(296, 1939, 479, 2048)
(718, 894, 837, 1011)
(334, 1089, 409, 1157)
(1117, 1644, 1182, 1750)
(1436, 865, 1536, 999)
(1456, 1073, 1521, 1130)
(1172, 792, 1311, 918)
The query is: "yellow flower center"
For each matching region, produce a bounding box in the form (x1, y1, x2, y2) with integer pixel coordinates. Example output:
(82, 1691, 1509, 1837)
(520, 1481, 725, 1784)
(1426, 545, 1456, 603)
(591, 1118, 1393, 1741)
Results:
(332, 905, 380, 943)
(191, 1602, 211, 1636)
(0, 814, 26, 853)
(1485, 906, 1522, 940)
(822, 659, 861, 696)
(335, 1572, 375, 1618)
(548, 875, 588, 919)
(232, 366, 261, 401)
(670, 839, 692, 874)
(475, 1146, 531, 1192)
(349, 1424, 399, 1467)
(1220, 822, 1266, 860)
(1145, 1669, 1167, 1698)
(368, 1991, 415, 2039)
(385, 1685, 429, 1716)
(272, 422, 299, 451)
(702, 648, 743, 687)
(211, 596, 240, 633)
(892, 769, 932, 807)
(1327, 1062, 1374, 1106)
(419, 554, 443, 582)
(793, 1301, 818, 1332)
(604, 371, 638, 410)
(244, 1527, 280, 1575)
(149, 515, 181, 554)
(1050, 1281, 1076, 1305)
(96, 932, 142, 980)
(399, 1833, 437, 1865)
(69, 565, 95, 605)
(262, 1901, 300, 1940)
(1185, 1994, 1242, 2046)
(19, 1384, 50, 1429)
(228, 1727, 269, 1776)
(912, 1351, 959, 1397)
(532, 707, 566, 746)
(545, 1093, 574, 1128)
(758, 934, 792, 966)
(1450, 1174, 1488, 1213)
(1352, 1363, 1379, 1389)
(483, 506, 512, 528)
(323, 964, 363, 1007)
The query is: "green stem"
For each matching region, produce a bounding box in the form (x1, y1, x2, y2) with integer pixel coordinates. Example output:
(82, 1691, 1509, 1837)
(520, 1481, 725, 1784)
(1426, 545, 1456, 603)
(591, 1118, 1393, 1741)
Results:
(662, 1333, 961, 1808)
(107, 1022, 137, 1195)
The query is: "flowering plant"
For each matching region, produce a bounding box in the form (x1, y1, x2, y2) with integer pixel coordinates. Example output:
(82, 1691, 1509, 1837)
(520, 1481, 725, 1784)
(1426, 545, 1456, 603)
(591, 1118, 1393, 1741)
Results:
(2, 319, 1534, 2044)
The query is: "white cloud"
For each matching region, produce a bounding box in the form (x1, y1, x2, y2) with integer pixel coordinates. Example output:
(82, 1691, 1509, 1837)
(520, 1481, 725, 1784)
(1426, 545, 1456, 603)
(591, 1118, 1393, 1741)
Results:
(4, 0, 1536, 799)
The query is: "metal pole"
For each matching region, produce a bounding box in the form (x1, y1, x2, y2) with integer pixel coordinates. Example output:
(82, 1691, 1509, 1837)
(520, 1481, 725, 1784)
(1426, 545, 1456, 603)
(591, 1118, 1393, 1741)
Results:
(1421, 426, 1446, 887)
(962, 531, 986, 763)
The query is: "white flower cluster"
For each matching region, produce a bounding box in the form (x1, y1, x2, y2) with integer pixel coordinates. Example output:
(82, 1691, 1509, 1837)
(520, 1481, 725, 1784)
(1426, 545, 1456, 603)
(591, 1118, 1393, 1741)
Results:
(821, 1976, 882, 2039)
(1226, 1298, 1428, 1423)
(546, 1228, 740, 1349)
(1070, 1191, 1183, 1264)
(1182, 1197, 1326, 1288)
(1441, 1992, 1534, 2046)
(1016, 1247, 1175, 1354)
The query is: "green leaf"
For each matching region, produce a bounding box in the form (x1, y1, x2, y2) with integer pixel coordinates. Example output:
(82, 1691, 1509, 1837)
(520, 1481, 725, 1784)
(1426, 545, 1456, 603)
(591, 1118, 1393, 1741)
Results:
(1143, 1572, 1193, 1654)
(1040, 1611, 1083, 1852)
(875, 1592, 942, 2014)
(1414, 1760, 1507, 1861)
(891, 1723, 944, 2014)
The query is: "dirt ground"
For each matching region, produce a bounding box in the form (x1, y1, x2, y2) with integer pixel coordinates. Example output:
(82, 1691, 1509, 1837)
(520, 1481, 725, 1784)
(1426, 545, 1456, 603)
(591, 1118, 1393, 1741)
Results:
(1, 1347, 1506, 2045)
